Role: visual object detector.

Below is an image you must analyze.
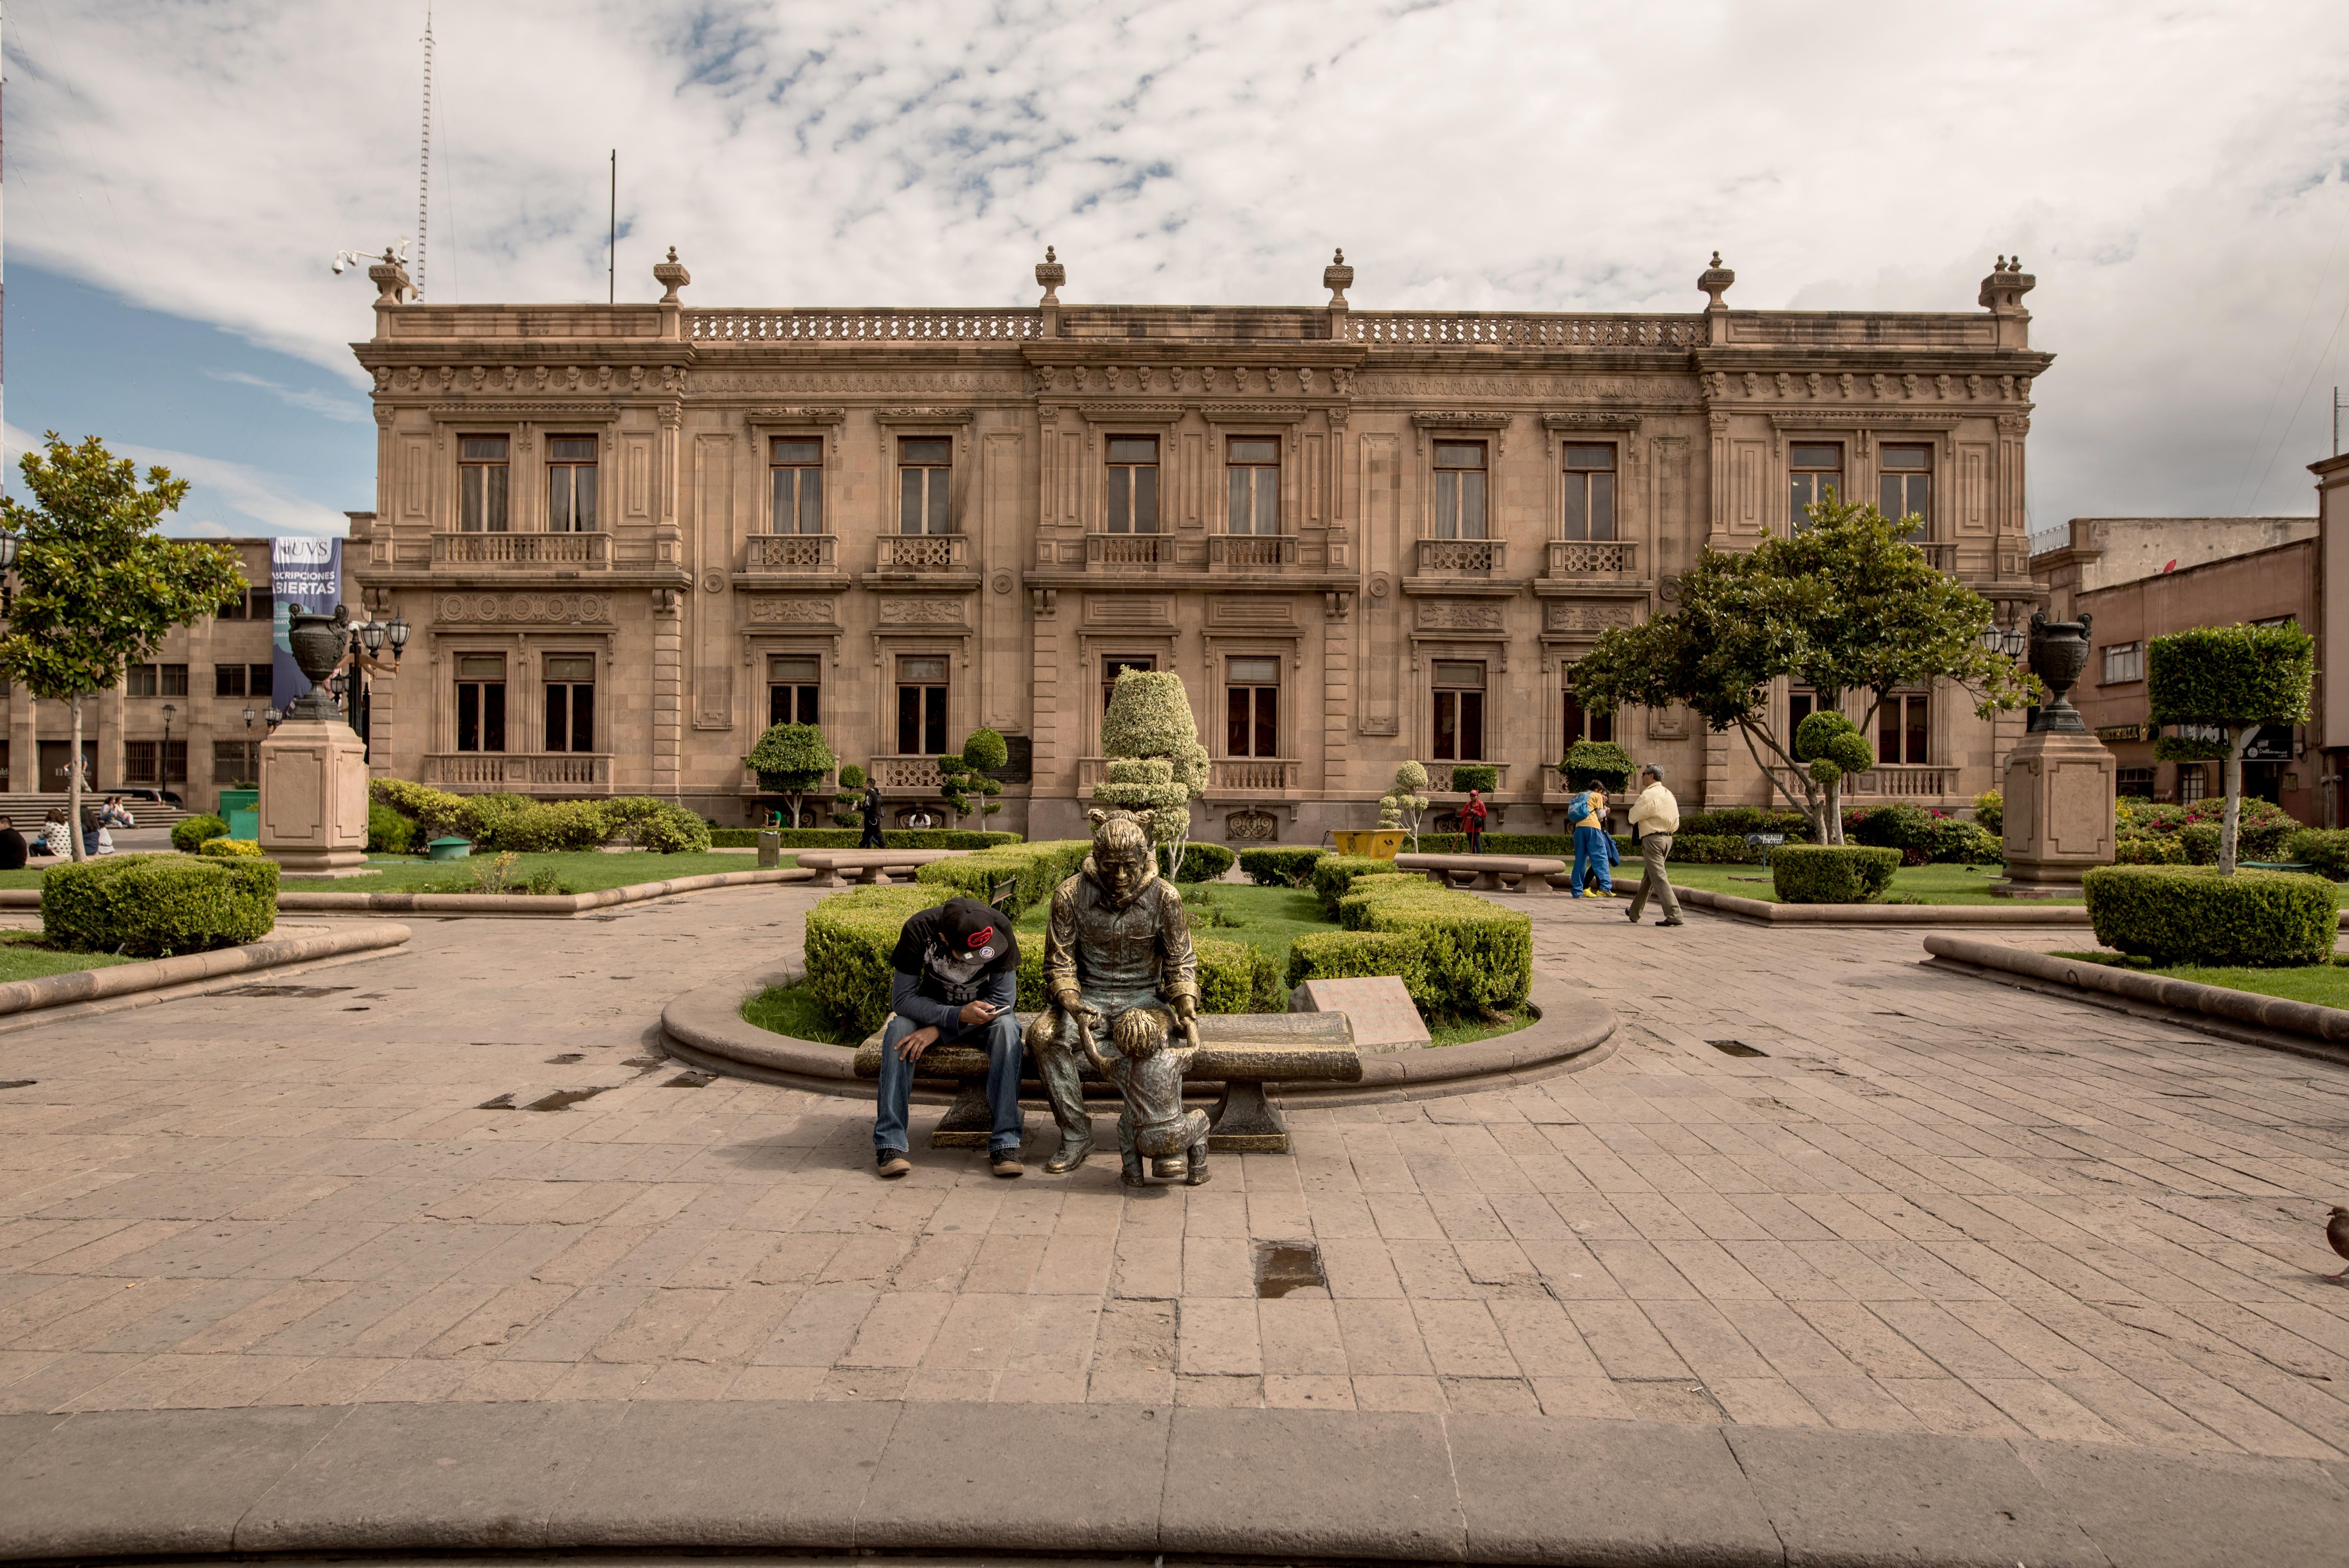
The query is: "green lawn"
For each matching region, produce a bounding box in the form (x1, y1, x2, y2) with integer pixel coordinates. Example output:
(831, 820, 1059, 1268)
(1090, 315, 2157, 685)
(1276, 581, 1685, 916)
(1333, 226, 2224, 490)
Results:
(1661, 861, 2082, 906)
(0, 931, 138, 985)
(743, 982, 861, 1046)
(0, 849, 794, 896)
(2049, 950, 2349, 1008)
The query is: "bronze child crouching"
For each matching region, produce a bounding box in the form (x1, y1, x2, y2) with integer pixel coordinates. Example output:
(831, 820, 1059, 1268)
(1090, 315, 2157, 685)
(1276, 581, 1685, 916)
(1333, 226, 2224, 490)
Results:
(1023, 808, 1209, 1185)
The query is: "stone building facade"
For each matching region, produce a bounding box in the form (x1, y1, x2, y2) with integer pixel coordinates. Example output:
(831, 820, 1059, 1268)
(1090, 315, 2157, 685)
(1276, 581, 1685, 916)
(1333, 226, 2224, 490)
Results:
(345, 249, 2053, 841)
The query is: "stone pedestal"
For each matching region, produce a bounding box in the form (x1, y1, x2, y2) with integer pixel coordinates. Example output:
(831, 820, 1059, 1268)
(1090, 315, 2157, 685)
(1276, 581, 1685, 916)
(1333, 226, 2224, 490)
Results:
(259, 717, 371, 878)
(1993, 727, 2115, 898)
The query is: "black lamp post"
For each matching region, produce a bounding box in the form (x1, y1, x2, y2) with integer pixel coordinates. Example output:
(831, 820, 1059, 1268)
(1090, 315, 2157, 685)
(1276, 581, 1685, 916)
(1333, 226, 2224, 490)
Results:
(160, 703, 177, 800)
(0, 526, 17, 620)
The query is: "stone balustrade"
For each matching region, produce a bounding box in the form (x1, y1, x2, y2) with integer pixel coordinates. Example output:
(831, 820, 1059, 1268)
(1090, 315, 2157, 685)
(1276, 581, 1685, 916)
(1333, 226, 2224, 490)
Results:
(1209, 534, 1297, 570)
(1414, 537, 1508, 576)
(686, 309, 1041, 342)
(1345, 313, 1703, 348)
(421, 753, 613, 791)
(1086, 532, 1170, 568)
(743, 534, 837, 573)
(1545, 539, 1641, 580)
(431, 532, 610, 568)
(874, 534, 971, 573)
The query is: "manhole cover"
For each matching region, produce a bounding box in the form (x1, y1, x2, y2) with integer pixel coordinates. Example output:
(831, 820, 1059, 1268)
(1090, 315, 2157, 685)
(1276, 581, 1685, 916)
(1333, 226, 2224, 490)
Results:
(1252, 1240, 1326, 1298)
(1707, 1039, 1766, 1058)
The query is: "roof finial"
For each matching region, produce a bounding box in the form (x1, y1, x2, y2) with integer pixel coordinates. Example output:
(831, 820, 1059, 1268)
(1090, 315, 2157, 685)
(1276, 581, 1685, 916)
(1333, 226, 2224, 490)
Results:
(654, 246, 690, 304)
(1035, 245, 1065, 306)
(1324, 247, 1354, 308)
(1698, 251, 1735, 310)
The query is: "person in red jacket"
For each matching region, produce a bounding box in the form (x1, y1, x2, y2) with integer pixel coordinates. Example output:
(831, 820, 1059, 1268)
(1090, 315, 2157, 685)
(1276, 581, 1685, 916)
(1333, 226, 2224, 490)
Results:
(1460, 789, 1489, 854)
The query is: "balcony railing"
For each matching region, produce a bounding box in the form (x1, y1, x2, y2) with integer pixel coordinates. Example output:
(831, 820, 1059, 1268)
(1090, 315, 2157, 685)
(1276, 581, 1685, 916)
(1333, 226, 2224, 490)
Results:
(744, 533, 837, 573)
(874, 534, 971, 573)
(432, 532, 610, 568)
(1086, 532, 1170, 568)
(1208, 758, 1302, 793)
(1427, 763, 1513, 794)
(421, 753, 612, 791)
(686, 308, 1040, 343)
(1545, 539, 1641, 580)
(870, 755, 947, 791)
(1769, 764, 1962, 800)
(1346, 313, 1703, 350)
(1209, 534, 1297, 570)
(1414, 537, 1508, 575)
(1915, 541, 1957, 573)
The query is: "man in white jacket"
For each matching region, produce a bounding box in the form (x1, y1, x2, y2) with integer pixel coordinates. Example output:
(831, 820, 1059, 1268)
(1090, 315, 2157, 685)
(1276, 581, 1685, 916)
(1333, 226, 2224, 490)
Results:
(1624, 764, 1684, 927)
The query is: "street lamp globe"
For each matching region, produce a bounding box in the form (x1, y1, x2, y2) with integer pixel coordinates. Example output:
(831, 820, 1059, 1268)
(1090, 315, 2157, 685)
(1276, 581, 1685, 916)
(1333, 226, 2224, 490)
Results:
(386, 613, 411, 655)
(242, 705, 257, 729)
(359, 618, 386, 655)
(0, 530, 17, 571)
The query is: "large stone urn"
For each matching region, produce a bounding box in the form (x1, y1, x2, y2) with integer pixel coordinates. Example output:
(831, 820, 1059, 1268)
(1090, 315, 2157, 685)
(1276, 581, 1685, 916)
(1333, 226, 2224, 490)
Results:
(1995, 612, 2115, 897)
(259, 606, 370, 877)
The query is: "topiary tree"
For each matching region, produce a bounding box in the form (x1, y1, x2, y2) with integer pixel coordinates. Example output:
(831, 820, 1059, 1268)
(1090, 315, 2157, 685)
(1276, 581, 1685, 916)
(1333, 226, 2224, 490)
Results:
(832, 763, 868, 829)
(745, 722, 836, 831)
(1560, 741, 1635, 792)
(2148, 622, 2315, 875)
(1093, 669, 1209, 875)
(1382, 761, 1430, 850)
(937, 728, 1007, 831)
(1792, 710, 1875, 844)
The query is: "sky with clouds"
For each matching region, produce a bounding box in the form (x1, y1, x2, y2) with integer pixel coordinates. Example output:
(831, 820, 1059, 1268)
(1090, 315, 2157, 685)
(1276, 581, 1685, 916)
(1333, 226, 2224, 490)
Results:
(4, 0, 2347, 538)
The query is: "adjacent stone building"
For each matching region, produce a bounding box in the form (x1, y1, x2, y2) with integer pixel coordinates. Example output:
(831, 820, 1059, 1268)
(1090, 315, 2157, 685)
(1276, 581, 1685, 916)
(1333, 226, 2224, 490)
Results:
(345, 248, 2053, 841)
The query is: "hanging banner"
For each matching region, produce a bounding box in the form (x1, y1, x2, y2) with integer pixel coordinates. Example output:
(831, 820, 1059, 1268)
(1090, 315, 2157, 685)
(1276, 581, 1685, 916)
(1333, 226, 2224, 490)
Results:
(270, 537, 343, 712)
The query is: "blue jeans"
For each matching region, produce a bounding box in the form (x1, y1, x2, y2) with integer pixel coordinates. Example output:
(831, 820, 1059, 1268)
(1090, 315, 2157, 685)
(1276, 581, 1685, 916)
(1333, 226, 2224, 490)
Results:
(874, 1012, 1025, 1156)
(1571, 824, 1614, 894)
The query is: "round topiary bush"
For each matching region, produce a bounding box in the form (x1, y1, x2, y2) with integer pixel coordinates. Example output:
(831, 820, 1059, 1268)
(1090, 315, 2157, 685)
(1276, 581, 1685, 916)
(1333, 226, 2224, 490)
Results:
(1769, 844, 1900, 903)
(2083, 864, 2336, 967)
(1172, 843, 1236, 882)
(43, 852, 278, 957)
(171, 813, 227, 854)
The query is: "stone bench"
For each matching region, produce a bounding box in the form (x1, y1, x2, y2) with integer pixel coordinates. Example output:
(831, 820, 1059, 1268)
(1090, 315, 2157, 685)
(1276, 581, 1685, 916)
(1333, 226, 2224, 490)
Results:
(850, 1011, 1360, 1152)
(1392, 852, 1571, 894)
(795, 849, 967, 888)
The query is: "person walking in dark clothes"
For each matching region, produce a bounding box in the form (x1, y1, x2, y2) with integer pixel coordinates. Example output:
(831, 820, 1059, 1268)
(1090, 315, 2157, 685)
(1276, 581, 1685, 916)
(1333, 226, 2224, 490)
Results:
(857, 781, 886, 849)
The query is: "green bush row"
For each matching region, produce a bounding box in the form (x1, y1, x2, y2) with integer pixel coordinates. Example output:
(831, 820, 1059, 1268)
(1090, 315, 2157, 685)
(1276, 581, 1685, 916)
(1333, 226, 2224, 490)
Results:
(913, 841, 1091, 919)
(198, 838, 262, 858)
(2083, 864, 2336, 967)
(1668, 834, 1769, 865)
(2285, 828, 2349, 879)
(1239, 847, 1328, 886)
(1287, 871, 1533, 1017)
(1172, 843, 1236, 882)
(706, 827, 1023, 850)
(1312, 854, 1400, 914)
(1769, 844, 1899, 903)
(43, 852, 278, 957)
(369, 782, 712, 854)
(171, 813, 228, 854)
(2114, 834, 2188, 865)
(1846, 804, 2002, 864)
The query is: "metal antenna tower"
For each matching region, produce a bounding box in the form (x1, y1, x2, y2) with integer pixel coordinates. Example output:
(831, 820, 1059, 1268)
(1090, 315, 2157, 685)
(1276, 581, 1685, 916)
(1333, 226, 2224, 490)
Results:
(416, 2, 432, 301)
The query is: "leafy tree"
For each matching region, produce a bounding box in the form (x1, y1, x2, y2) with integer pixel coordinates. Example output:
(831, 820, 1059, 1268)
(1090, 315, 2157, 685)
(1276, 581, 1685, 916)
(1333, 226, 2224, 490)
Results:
(1092, 669, 1208, 875)
(1382, 761, 1430, 850)
(0, 435, 245, 861)
(745, 722, 836, 831)
(937, 728, 1007, 830)
(1791, 711, 1875, 844)
(1569, 498, 2034, 844)
(2148, 622, 2314, 874)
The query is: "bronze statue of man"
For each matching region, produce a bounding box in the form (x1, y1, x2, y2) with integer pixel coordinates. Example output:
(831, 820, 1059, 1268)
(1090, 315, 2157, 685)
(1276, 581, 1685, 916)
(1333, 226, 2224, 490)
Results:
(1024, 808, 1203, 1180)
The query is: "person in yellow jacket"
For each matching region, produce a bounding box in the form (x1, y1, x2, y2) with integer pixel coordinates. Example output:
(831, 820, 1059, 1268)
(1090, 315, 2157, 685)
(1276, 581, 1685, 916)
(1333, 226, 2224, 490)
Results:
(1624, 764, 1684, 926)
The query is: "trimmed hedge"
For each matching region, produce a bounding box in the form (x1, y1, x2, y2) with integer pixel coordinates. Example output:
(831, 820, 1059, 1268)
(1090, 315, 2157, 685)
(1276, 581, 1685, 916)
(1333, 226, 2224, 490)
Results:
(171, 813, 228, 854)
(1412, 832, 1592, 857)
(1325, 874, 1532, 1016)
(2083, 864, 2336, 967)
(198, 838, 263, 858)
(43, 852, 278, 957)
(709, 827, 1021, 850)
(1286, 930, 1430, 1001)
(367, 802, 418, 855)
(1668, 834, 1769, 865)
(2285, 828, 2349, 879)
(366, 783, 712, 856)
(1678, 806, 1810, 839)
(913, 841, 1090, 918)
(1769, 844, 1899, 903)
(2115, 834, 2189, 865)
(1847, 803, 2002, 864)
(1313, 854, 1399, 915)
(1444, 763, 1500, 793)
(1196, 937, 1286, 1013)
(1173, 843, 1237, 882)
(1239, 847, 1327, 886)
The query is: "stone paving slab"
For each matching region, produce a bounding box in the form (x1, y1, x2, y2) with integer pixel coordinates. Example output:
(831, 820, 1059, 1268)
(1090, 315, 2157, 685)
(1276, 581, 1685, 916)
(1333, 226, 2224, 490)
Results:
(0, 881, 2347, 1556)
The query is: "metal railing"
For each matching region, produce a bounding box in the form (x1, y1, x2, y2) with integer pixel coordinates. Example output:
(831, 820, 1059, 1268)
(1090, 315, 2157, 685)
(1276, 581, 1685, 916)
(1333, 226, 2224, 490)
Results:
(1345, 313, 1703, 349)
(432, 532, 609, 567)
(1415, 537, 1508, 575)
(1086, 532, 1170, 568)
(744, 533, 837, 573)
(875, 534, 971, 573)
(421, 753, 613, 790)
(1209, 534, 1297, 569)
(686, 309, 1041, 342)
(1545, 539, 1640, 579)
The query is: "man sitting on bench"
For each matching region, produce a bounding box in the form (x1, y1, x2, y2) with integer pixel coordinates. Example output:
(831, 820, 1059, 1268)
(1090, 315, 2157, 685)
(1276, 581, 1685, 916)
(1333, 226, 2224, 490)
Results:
(874, 895, 1025, 1180)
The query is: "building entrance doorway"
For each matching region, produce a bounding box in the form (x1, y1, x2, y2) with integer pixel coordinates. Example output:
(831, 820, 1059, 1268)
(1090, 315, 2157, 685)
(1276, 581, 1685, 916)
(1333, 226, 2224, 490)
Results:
(37, 740, 98, 792)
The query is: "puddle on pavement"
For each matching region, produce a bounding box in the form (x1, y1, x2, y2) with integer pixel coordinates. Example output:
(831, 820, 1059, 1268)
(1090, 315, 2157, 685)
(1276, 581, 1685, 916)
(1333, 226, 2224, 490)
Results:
(664, 1072, 714, 1088)
(546, 1053, 585, 1064)
(524, 1087, 613, 1111)
(1707, 1039, 1767, 1058)
(1252, 1239, 1326, 1298)
(214, 984, 353, 999)
(620, 1056, 666, 1069)
(0, 1080, 34, 1091)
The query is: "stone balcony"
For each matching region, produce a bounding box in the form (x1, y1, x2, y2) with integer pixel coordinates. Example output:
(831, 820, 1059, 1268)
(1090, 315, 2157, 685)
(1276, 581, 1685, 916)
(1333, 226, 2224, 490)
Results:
(1085, 532, 1171, 570)
(874, 534, 971, 574)
(870, 754, 947, 791)
(431, 532, 610, 569)
(421, 752, 612, 793)
(1413, 538, 1508, 577)
(1425, 762, 1513, 795)
(742, 534, 838, 574)
(1209, 535, 1297, 570)
(1207, 757, 1302, 794)
(1768, 763, 1962, 800)
(1544, 539, 1642, 584)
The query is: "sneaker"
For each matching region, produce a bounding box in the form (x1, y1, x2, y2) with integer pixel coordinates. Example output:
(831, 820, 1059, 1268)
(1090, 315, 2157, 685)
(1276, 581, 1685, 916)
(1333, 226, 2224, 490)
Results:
(1624, 907, 1640, 923)
(876, 1149, 912, 1178)
(990, 1148, 1025, 1178)
(1655, 918, 1685, 927)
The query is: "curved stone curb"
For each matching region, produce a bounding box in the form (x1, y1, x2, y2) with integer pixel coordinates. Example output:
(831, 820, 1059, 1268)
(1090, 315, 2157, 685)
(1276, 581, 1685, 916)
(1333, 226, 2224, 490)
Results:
(1925, 934, 2349, 1068)
(0, 922, 412, 1018)
(0, 1400, 2342, 1566)
(1680, 885, 2092, 925)
(660, 965, 1614, 1103)
(1, 867, 818, 920)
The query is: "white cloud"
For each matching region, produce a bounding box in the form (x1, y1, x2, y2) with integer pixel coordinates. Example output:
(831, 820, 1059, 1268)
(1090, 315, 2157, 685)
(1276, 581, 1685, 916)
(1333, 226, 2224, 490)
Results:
(202, 369, 370, 424)
(4, 423, 349, 538)
(7, 0, 2349, 521)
